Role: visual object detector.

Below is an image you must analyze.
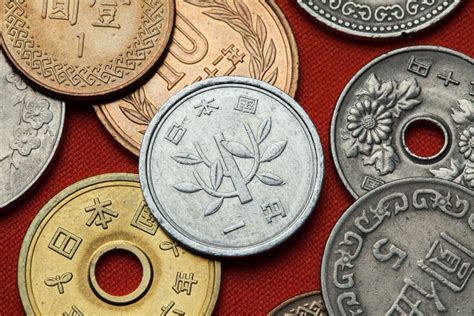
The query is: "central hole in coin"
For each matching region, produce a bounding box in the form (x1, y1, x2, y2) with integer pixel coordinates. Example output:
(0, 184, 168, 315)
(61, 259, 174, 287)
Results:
(95, 249, 143, 297)
(404, 119, 446, 159)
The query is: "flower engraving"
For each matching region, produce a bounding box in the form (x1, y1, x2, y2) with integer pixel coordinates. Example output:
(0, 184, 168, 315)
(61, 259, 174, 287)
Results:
(23, 98, 53, 130)
(6, 72, 27, 90)
(9, 127, 41, 156)
(341, 74, 422, 175)
(431, 100, 474, 188)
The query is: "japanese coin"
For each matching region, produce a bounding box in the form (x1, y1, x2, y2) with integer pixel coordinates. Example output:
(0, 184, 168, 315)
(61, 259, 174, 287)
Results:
(95, 0, 299, 156)
(331, 46, 474, 198)
(0, 51, 64, 209)
(18, 173, 221, 315)
(1, 0, 174, 98)
(297, 0, 460, 38)
(140, 77, 324, 257)
(268, 291, 327, 315)
(321, 178, 474, 314)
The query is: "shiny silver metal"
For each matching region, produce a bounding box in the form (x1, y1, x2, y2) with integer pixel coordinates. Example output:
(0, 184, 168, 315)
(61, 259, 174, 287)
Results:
(0, 51, 64, 209)
(331, 46, 474, 197)
(321, 178, 474, 315)
(297, 0, 461, 38)
(140, 77, 324, 257)
(268, 291, 327, 315)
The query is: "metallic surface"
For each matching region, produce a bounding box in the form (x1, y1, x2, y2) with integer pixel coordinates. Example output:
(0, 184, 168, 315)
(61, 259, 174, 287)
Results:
(95, 0, 299, 156)
(0, 50, 64, 209)
(297, 0, 461, 38)
(18, 173, 221, 315)
(321, 178, 474, 315)
(268, 291, 327, 315)
(331, 46, 474, 197)
(1, 0, 174, 98)
(140, 77, 324, 257)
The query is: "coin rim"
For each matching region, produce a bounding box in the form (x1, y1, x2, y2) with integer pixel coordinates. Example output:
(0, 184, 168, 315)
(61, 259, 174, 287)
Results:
(320, 177, 474, 315)
(297, 0, 461, 38)
(17, 173, 221, 315)
(93, 0, 300, 156)
(139, 76, 324, 257)
(1, 1, 175, 98)
(0, 84, 65, 209)
(330, 45, 474, 198)
(267, 290, 323, 316)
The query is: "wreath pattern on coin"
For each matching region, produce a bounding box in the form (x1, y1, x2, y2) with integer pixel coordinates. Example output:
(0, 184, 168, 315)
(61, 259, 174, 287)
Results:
(341, 74, 422, 175)
(172, 117, 287, 216)
(431, 100, 474, 189)
(4, 0, 164, 88)
(0, 72, 55, 191)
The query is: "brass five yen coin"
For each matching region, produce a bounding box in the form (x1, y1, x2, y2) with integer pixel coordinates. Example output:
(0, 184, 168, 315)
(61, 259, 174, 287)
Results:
(2, 0, 174, 98)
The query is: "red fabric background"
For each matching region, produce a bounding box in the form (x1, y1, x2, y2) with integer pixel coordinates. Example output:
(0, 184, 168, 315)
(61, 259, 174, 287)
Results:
(1, 1, 473, 314)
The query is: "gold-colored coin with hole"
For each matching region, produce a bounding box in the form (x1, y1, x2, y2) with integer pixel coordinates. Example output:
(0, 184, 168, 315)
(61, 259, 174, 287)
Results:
(2, 0, 174, 98)
(18, 173, 221, 315)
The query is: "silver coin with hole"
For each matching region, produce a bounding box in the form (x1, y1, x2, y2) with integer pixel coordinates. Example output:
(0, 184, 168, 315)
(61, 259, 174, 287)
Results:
(0, 51, 64, 209)
(331, 46, 474, 198)
(297, 0, 461, 38)
(139, 77, 324, 257)
(321, 178, 474, 315)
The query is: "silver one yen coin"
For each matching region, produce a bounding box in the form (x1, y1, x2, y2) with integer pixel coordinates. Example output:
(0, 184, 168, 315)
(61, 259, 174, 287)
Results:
(331, 46, 473, 197)
(321, 178, 474, 315)
(140, 77, 324, 257)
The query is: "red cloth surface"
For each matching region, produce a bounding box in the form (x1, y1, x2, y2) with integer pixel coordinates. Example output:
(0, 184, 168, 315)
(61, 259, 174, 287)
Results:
(1, 0, 473, 314)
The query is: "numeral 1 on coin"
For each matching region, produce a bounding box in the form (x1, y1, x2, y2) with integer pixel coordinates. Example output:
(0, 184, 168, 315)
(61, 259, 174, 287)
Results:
(77, 33, 85, 58)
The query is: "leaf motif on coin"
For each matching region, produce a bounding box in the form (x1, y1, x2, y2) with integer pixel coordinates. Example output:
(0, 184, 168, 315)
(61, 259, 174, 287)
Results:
(174, 182, 202, 193)
(172, 153, 203, 165)
(342, 74, 422, 176)
(431, 100, 474, 189)
(256, 172, 285, 186)
(120, 87, 158, 133)
(261, 141, 287, 162)
(205, 197, 224, 216)
(221, 141, 254, 158)
(187, 0, 279, 84)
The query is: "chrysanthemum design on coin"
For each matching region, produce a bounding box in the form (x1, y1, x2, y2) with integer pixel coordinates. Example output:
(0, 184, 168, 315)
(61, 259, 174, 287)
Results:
(140, 77, 324, 257)
(18, 174, 221, 315)
(0, 52, 64, 209)
(297, 0, 461, 38)
(331, 46, 474, 197)
(321, 178, 474, 315)
(2, 0, 174, 98)
(268, 291, 327, 316)
(95, 0, 299, 156)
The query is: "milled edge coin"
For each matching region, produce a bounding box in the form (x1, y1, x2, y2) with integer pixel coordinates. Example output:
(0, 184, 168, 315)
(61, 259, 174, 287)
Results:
(139, 76, 324, 257)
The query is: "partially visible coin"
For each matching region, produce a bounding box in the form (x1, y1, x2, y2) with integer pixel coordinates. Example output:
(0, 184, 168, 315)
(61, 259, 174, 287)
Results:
(95, 0, 299, 156)
(321, 178, 474, 314)
(0, 51, 64, 209)
(298, 0, 461, 38)
(140, 77, 324, 257)
(268, 291, 327, 316)
(331, 46, 474, 197)
(2, 0, 174, 98)
(18, 173, 221, 315)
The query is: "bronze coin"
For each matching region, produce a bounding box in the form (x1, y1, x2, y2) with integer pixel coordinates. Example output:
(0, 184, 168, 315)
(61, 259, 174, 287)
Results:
(94, 0, 299, 156)
(2, 0, 174, 98)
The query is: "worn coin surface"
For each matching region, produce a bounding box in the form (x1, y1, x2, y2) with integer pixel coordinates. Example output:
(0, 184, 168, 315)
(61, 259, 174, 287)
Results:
(0, 51, 64, 209)
(331, 46, 474, 198)
(95, 0, 299, 156)
(268, 291, 327, 316)
(297, 0, 461, 38)
(140, 77, 324, 257)
(321, 178, 474, 315)
(1, 0, 174, 98)
(18, 173, 221, 315)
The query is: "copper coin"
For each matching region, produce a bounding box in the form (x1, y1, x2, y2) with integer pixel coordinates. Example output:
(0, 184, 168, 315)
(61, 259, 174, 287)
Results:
(94, 0, 299, 156)
(1, 0, 174, 98)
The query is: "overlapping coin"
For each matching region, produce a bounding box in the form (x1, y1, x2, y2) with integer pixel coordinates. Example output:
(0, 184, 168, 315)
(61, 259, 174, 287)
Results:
(95, 0, 299, 155)
(268, 291, 327, 315)
(331, 46, 474, 197)
(0, 51, 64, 209)
(298, 0, 461, 38)
(321, 178, 474, 314)
(140, 77, 324, 257)
(2, 0, 174, 98)
(18, 173, 221, 315)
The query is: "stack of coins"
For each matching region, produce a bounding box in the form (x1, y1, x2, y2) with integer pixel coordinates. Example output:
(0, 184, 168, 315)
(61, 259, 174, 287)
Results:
(1, 0, 472, 314)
